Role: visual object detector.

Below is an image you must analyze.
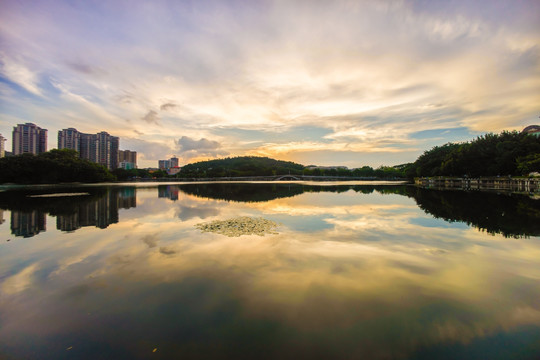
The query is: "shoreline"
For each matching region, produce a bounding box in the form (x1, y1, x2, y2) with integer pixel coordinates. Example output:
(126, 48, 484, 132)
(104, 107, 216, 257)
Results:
(415, 176, 540, 195)
(0, 178, 410, 190)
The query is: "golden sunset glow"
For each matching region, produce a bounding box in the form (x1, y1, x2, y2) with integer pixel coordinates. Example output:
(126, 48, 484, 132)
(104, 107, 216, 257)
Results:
(1, 1, 539, 168)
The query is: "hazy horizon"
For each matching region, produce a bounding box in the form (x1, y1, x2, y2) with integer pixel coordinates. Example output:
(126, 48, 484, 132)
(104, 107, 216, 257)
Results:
(1, 0, 539, 168)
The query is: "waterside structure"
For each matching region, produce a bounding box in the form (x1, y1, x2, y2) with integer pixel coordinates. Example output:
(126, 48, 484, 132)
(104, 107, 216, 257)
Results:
(415, 177, 540, 193)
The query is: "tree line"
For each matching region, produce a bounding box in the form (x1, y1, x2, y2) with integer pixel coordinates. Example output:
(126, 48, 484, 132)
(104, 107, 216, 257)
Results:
(0, 149, 115, 184)
(405, 131, 540, 178)
(2, 130, 538, 184)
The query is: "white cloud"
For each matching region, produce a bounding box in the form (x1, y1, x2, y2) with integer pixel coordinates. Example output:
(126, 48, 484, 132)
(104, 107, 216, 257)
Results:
(177, 136, 229, 161)
(0, 0, 538, 166)
(0, 54, 42, 95)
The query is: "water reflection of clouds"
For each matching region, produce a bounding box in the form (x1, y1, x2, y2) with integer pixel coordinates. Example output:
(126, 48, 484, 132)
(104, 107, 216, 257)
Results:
(174, 196, 221, 221)
(1, 188, 540, 358)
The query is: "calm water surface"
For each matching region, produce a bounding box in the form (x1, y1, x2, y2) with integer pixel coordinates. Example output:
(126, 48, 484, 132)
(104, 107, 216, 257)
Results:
(0, 182, 539, 359)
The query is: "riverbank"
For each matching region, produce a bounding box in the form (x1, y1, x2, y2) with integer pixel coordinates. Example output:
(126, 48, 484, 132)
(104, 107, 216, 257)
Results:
(415, 176, 540, 194)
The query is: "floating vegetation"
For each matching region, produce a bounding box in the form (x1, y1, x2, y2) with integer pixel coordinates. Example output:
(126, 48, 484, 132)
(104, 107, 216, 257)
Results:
(195, 216, 280, 237)
(27, 192, 90, 198)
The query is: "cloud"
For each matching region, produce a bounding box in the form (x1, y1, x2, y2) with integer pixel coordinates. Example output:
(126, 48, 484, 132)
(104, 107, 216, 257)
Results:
(177, 136, 229, 160)
(159, 246, 176, 255)
(160, 102, 177, 111)
(66, 62, 103, 75)
(1, 263, 40, 295)
(120, 138, 174, 162)
(0, 54, 42, 95)
(142, 233, 159, 248)
(142, 110, 159, 125)
(176, 203, 220, 221)
(0, 0, 538, 167)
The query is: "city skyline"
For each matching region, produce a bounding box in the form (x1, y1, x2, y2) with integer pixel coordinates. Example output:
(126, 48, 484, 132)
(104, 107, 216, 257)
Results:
(1, 1, 539, 168)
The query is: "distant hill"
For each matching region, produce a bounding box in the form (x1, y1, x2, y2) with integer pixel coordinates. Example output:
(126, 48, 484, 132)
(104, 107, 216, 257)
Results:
(178, 156, 305, 177)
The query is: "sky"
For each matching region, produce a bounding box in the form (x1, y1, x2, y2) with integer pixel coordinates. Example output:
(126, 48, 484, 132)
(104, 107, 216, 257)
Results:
(1, 0, 539, 168)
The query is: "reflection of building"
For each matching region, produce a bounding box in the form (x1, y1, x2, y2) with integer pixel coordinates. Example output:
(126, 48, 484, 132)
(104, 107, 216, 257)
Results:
(158, 185, 179, 201)
(118, 187, 137, 208)
(11, 210, 46, 238)
(56, 212, 80, 232)
(56, 188, 137, 232)
(12, 123, 48, 155)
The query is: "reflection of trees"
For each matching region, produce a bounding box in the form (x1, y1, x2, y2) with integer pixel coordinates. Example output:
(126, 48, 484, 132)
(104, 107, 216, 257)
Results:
(1, 183, 538, 238)
(403, 187, 540, 238)
(0, 187, 137, 237)
(176, 183, 306, 202)
(176, 183, 410, 202)
(177, 183, 540, 238)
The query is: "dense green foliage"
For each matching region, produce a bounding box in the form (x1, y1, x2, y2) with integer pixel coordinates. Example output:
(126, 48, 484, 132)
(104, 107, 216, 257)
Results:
(7, 130, 535, 184)
(174, 156, 405, 179)
(112, 168, 154, 180)
(178, 156, 305, 177)
(0, 149, 115, 184)
(406, 131, 540, 178)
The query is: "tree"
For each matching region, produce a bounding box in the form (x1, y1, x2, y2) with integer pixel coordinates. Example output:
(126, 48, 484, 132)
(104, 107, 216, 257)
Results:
(0, 149, 115, 184)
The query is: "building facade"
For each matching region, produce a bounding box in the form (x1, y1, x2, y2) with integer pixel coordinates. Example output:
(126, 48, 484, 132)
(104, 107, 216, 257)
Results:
(119, 150, 137, 169)
(522, 125, 540, 137)
(158, 156, 179, 170)
(0, 134, 6, 158)
(12, 123, 48, 155)
(158, 159, 170, 170)
(58, 128, 81, 152)
(169, 156, 179, 168)
(94, 132, 119, 170)
(58, 128, 119, 170)
(80, 133, 99, 163)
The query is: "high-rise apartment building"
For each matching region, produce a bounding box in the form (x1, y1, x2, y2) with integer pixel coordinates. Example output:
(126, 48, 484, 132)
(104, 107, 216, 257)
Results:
(80, 133, 99, 163)
(12, 123, 47, 155)
(169, 156, 179, 168)
(95, 132, 119, 170)
(58, 129, 119, 170)
(119, 150, 137, 169)
(58, 128, 81, 152)
(158, 159, 170, 170)
(0, 134, 6, 158)
(158, 156, 179, 170)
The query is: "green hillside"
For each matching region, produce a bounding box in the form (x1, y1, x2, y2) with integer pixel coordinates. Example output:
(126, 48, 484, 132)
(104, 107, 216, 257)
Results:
(178, 156, 304, 177)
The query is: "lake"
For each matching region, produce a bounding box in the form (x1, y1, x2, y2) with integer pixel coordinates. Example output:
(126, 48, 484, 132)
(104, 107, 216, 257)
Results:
(1, 182, 539, 359)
